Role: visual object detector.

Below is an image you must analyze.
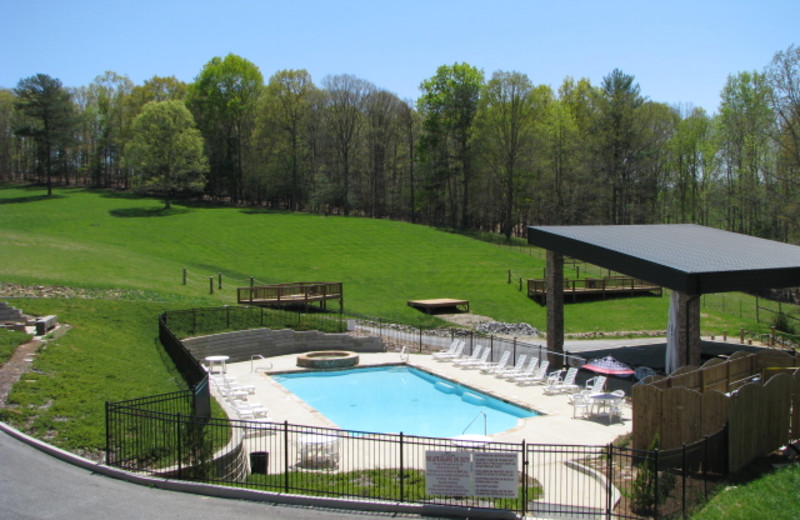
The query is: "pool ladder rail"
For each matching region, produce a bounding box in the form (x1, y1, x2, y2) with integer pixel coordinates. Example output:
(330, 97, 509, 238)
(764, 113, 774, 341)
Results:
(462, 411, 488, 435)
(251, 354, 274, 373)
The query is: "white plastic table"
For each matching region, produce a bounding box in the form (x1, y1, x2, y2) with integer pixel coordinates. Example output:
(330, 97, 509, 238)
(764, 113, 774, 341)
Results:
(205, 355, 230, 374)
(451, 434, 493, 450)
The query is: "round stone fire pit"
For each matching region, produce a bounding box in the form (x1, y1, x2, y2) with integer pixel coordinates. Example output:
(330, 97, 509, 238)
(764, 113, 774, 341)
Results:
(297, 350, 359, 369)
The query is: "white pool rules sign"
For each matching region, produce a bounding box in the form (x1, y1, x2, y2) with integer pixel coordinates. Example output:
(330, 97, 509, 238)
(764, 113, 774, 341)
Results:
(425, 451, 519, 498)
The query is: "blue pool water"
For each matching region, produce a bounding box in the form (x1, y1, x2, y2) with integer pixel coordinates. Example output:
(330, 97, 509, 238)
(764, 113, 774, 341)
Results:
(272, 365, 538, 438)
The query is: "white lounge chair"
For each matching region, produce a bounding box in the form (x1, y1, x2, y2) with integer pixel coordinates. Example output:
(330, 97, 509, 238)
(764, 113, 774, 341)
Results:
(453, 345, 483, 367)
(459, 348, 491, 369)
(544, 367, 580, 395)
(433, 339, 465, 361)
(480, 350, 511, 374)
(494, 354, 527, 379)
(516, 360, 550, 385)
(505, 357, 538, 381)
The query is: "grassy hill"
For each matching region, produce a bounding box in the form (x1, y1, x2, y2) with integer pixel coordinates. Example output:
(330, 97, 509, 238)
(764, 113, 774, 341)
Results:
(1, 185, 688, 332)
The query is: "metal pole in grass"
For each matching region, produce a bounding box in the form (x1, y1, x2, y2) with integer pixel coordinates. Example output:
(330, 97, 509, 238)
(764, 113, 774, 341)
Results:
(218, 273, 222, 290)
(209, 277, 214, 295)
(183, 268, 187, 285)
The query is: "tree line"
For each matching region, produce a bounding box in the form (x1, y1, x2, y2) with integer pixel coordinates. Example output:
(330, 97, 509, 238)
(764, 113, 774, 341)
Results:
(2, 45, 800, 242)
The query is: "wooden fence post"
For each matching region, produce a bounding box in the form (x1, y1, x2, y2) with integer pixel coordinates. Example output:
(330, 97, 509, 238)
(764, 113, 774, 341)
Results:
(209, 277, 214, 295)
(182, 268, 187, 285)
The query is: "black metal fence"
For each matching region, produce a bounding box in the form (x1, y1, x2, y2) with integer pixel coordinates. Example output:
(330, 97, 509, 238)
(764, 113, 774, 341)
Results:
(105, 390, 725, 519)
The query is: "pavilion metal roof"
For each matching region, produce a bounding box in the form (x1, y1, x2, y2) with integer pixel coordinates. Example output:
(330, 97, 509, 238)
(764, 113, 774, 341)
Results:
(527, 224, 800, 295)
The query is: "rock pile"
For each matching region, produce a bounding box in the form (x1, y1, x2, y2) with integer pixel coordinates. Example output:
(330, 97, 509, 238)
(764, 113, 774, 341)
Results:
(476, 321, 541, 337)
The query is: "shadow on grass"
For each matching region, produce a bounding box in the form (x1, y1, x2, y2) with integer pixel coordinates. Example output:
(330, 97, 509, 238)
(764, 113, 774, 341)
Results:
(109, 207, 191, 218)
(0, 193, 66, 204)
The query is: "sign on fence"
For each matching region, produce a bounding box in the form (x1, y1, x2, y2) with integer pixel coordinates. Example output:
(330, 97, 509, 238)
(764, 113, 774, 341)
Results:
(425, 450, 519, 498)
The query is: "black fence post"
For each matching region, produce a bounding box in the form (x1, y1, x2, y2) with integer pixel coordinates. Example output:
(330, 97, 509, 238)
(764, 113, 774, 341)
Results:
(177, 412, 182, 479)
(606, 444, 613, 518)
(104, 401, 111, 465)
(682, 443, 687, 518)
(399, 432, 405, 503)
(703, 435, 709, 500)
(521, 440, 528, 517)
(284, 421, 290, 493)
(654, 448, 660, 520)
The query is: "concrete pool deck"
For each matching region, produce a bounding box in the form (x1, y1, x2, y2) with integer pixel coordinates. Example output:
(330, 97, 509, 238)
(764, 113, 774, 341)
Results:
(220, 351, 631, 446)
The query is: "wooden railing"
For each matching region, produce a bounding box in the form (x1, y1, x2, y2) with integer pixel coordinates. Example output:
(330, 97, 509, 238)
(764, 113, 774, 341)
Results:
(527, 276, 662, 303)
(237, 282, 343, 311)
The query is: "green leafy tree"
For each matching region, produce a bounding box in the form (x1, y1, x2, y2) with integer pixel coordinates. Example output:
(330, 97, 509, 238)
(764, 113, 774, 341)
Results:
(766, 45, 800, 241)
(418, 63, 484, 228)
(477, 70, 539, 239)
(124, 100, 208, 209)
(718, 70, 775, 236)
(593, 68, 645, 224)
(0, 89, 16, 180)
(13, 74, 78, 195)
(321, 74, 373, 215)
(187, 54, 263, 203)
(256, 69, 317, 211)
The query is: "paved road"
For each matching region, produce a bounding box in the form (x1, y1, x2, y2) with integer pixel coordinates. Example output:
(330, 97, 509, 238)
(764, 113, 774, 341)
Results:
(0, 426, 451, 520)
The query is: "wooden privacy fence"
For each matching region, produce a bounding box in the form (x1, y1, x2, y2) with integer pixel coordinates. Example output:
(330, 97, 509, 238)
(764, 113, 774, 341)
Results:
(633, 349, 800, 473)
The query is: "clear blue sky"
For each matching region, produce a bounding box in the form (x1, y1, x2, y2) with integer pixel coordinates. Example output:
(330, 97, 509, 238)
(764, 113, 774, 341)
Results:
(4, 0, 798, 114)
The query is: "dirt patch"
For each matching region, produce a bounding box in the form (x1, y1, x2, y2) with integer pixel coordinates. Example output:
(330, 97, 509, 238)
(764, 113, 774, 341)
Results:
(0, 338, 41, 405)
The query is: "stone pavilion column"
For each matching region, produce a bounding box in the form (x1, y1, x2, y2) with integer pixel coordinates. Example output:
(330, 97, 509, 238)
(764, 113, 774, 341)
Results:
(546, 250, 565, 368)
(676, 292, 702, 368)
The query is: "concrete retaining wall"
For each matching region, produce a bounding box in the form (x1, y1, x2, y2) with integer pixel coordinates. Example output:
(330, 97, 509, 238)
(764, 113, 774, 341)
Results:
(183, 328, 384, 364)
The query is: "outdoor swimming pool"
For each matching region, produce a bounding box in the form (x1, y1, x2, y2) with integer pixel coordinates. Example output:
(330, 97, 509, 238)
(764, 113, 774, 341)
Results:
(272, 365, 538, 438)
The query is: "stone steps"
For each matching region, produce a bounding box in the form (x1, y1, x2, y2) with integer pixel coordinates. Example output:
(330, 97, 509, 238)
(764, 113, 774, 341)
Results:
(0, 302, 28, 325)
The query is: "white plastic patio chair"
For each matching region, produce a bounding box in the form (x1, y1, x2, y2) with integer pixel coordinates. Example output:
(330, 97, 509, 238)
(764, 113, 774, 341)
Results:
(583, 375, 607, 395)
(571, 393, 591, 419)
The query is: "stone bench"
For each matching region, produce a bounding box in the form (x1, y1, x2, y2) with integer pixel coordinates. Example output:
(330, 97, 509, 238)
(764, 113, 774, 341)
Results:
(35, 315, 58, 335)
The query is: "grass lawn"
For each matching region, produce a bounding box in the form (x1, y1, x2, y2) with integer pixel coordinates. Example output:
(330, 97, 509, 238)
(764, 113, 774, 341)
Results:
(1, 185, 786, 335)
(0, 298, 189, 456)
(690, 460, 800, 519)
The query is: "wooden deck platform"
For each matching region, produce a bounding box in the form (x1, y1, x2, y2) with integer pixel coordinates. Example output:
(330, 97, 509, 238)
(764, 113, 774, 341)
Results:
(237, 282, 343, 311)
(407, 298, 470, 314)
(527, 276, 662, 304)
